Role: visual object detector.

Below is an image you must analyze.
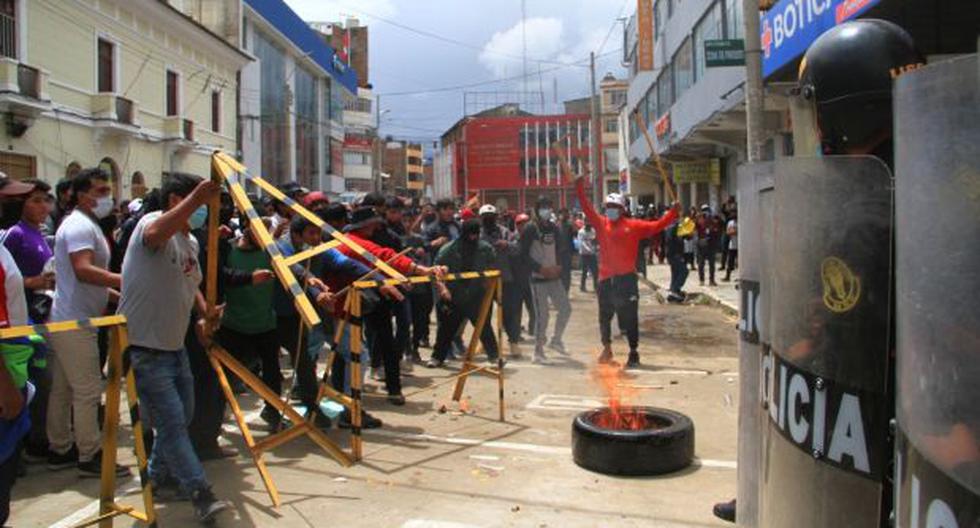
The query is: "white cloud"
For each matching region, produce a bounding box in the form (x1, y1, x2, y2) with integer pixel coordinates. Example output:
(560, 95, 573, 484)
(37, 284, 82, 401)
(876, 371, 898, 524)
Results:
(284, 0, 397, 24)
(478, 17, 564, 78)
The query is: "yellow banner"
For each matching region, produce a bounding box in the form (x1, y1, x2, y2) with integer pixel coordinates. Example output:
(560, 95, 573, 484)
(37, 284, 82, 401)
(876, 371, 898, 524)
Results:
(672, 159, 721, 185)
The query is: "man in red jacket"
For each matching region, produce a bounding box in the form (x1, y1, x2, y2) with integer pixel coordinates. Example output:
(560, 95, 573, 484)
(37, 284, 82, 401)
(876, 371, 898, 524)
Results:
(575, 176, 680, 367)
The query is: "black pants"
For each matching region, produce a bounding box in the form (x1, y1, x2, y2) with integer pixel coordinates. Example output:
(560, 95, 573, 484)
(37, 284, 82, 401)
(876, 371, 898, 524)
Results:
(432, 300, 499, 361)
(276, 315, 321, 407)
(217, 327, 281, 402)
(502, 280, 523, 344)
(0, 448, 19, 527)
(720, 234, 730, 270)
(519, 277, 535, 335)
(685, 252, 695, 271)
(409, 287, 433, 349)
(597, 274, 639, 352)
(366, 302, 402, 396)
(580, 254, 598, 291)
(724, 249, 737, 280)
(186, 318, 226, 452)
(697, 247, 717, 283)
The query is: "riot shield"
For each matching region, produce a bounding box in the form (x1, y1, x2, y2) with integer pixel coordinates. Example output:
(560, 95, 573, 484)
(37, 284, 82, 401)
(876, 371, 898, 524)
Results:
(760, 156, 893, 528)
(735, 161, 775, 527)
(894, 54, 980, 527)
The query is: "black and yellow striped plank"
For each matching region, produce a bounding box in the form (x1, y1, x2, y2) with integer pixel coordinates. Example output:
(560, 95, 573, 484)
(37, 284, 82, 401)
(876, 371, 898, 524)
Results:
(352, 270, 501, 290)
(0, 315, 127, 340)
(221, 172, 321, 328)
(212, 151, 406, 283)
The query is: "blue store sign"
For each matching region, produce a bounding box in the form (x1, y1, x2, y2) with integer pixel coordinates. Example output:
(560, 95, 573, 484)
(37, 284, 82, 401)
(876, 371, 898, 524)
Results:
(760, 0, 881, 78)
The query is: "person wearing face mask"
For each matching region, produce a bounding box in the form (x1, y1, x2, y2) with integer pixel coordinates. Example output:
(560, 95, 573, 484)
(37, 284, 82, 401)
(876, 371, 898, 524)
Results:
(518, 196, 572, 363)
(478, 204, 521, 355)
(575, 175, 680, 367)
(117, 172, 232, 522)
(427, 218, 500, 367)
(47, 168, 126, 477)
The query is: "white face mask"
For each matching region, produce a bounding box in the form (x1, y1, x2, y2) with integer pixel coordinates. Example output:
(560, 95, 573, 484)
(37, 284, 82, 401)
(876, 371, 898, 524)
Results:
(93, 196, 114, 219)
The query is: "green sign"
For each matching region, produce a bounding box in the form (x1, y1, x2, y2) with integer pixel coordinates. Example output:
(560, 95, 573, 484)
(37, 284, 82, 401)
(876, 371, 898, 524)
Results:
(705, 39, 745, 67)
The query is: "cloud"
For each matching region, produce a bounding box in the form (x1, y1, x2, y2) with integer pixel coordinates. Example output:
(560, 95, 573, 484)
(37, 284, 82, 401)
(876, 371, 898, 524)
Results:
(284, 0, 397, 23)
(478, 17, 564, 78)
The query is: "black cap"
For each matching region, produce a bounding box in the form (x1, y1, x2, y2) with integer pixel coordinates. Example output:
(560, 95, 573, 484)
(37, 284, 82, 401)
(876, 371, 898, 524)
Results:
(319, 202, 348, 224)
(344, 206, 382, 232)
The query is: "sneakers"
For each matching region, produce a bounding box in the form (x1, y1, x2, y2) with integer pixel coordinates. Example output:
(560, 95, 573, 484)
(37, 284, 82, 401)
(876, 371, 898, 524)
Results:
(532, 350, 548, 364)
(712, 499, 736, 523)
(195, 444, 238, 461)
(425, 358, 445, 369)
(625, 351, 641, 369)
(78, 450, 130, 478)
(388, 393, 406, 406)
(338, 409, 383, 429)
(597, 347, 614, 365)
(23, 444, 52, 464)
(192, 487, 230, 523)
(369, 366, 386, 382)
(151, 475, 190, 502)
(47, 445, 79, 471)
(508, 342, 523, 359)
(486, 357, 507, 367)
(547, 341, 568, 355)
(666, 292, 685, 304)
(709, 280, 718, 287)
(409, 348, 425, 364)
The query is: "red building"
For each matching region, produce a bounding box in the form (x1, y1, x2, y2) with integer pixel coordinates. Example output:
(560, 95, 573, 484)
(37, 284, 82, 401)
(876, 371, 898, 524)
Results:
(439, 106, 597, 212)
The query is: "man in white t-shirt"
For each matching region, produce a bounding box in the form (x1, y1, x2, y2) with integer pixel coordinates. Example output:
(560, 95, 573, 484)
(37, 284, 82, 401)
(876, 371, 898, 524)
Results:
(118, 172, 230, 522)
(46, 168, 127, 478)
(722, 215, 737, 282)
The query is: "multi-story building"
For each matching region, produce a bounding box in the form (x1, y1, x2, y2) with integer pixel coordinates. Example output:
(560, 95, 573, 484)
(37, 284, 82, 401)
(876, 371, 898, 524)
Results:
(312, 18, 378, 195)
(437, 104, 596, 212)
(238, 0, 358, 195)
(598, 74, 628, 198)
(623, 0, 979, 210)
(0, 0, 250, 198)
(381, 140, 424, 197)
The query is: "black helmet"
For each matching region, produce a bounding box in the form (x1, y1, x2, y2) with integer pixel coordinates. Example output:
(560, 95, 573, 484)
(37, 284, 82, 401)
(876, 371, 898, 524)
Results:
(798, 19, 923, 154)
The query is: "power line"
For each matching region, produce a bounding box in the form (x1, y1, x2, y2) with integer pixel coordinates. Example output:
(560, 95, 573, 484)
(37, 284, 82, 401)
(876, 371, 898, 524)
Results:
(596, 0, 632, 57)
(331, 1, 588, 68)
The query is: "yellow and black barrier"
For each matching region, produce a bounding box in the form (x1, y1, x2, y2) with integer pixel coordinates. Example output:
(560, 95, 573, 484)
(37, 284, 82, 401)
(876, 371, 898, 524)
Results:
(0, 316, 156, 528)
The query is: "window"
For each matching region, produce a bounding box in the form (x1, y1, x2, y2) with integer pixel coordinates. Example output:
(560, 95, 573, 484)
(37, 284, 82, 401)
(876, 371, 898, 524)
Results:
(657, 66, 673, 116)
(294, 66, 319, 187)
(654, 0, 668, 37)
(210, 91, 221, 133)
(166, 70, 179, 116)
(694, 1, 723, 82)
(604, 118, 618, 133)
(725, 0, 743, 39)
(0, 152, 36, 180)
(611, 90, 627, 108)
(0, 0, 17, 59)
(97, 38, 114, 93)
(673, 38, 693, 101)
(344, 151, 370, 165)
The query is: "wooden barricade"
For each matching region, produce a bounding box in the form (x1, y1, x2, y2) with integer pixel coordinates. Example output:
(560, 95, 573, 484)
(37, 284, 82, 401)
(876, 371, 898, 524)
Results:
(0, 316, 156, 528)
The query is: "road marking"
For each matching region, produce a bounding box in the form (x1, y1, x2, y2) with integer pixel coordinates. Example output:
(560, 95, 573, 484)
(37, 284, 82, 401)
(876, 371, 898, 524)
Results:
(366, 429, 736, 469)
(525, 393, 606, 412)
(49, 484, 141, 528)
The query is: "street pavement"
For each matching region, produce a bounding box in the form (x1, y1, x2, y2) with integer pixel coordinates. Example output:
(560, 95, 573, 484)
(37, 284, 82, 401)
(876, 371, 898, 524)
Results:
(641, 259, 739, 315)
(11, 269, 739, 527)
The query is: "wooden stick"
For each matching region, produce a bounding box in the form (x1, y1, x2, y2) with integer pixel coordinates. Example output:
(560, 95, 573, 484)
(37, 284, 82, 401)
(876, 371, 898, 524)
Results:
(495, 277, 506, 422)
(634, 112, 678, 203)
(334, 247, 413, 298)
(452, 278, 498, 402)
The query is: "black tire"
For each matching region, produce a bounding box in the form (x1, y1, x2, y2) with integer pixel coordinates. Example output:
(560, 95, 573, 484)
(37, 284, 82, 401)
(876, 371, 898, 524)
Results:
(571, 406, 694, 476)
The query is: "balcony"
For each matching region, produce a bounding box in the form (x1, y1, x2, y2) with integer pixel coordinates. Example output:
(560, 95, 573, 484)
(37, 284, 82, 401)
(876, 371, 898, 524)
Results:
(0, 58, 51, 119)
(90, 93, 140, 138)
(163, 116, 195, 148)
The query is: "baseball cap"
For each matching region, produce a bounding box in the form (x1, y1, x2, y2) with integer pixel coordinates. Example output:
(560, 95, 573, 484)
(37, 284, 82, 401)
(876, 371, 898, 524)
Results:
(0, 172, 36, 197)
(604, 193, 626, 208)
(479, 204, 497, 216)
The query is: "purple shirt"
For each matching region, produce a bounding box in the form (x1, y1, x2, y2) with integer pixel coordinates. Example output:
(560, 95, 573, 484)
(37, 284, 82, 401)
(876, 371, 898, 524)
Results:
(3, 220, 52, 277)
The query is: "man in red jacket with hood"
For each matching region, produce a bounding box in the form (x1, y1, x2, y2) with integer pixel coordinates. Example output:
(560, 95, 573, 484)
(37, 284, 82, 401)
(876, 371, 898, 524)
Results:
(575, 176, 680, 367)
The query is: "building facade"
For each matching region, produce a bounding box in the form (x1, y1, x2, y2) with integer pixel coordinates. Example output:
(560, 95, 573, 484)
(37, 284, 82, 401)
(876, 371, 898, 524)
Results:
(380, 140, 424, 197)
(598, 74, 628, 199)
(438, 109, 596, 212)
(239, 0, 357, 196)
(0, 0, 249, 198)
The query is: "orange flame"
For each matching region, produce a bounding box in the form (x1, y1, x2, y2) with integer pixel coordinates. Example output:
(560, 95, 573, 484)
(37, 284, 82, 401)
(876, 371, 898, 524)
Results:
(592, 362, 648, 430)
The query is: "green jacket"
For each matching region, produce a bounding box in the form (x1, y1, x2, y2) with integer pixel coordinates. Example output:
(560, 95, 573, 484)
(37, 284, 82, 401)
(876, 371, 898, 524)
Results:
(435, 239, 496, 307)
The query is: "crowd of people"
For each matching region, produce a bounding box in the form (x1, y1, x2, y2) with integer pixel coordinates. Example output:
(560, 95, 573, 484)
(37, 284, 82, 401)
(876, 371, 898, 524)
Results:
(0, 164, 737, 524)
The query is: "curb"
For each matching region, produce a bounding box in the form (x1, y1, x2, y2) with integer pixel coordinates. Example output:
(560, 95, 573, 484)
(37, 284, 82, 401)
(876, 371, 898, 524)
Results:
(639, 275, 739, 317)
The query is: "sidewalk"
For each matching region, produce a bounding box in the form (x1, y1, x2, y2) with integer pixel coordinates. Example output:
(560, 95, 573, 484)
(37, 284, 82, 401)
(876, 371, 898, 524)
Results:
(639, 260, 739, 315)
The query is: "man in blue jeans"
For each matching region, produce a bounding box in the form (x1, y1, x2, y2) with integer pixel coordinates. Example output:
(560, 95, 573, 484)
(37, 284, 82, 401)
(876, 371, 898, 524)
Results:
(117, 172, 228, 523)
(665, 219, 690, 303)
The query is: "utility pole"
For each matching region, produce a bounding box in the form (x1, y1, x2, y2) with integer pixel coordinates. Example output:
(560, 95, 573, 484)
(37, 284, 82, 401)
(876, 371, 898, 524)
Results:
(743, 0, 765, 162)
(589, 51, 602, 206)
(375, 94, 381, 192)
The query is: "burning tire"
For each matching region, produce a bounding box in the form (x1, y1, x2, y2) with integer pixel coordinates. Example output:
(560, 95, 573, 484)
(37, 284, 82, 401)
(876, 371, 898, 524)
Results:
(571, 406, 694, 476)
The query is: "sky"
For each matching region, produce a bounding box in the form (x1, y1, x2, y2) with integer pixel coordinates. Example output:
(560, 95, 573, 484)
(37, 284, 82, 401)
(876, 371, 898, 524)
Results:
(284, 0, 631, 146)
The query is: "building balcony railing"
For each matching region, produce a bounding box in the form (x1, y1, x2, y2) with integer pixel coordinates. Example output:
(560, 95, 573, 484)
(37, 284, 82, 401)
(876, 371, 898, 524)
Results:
(91, 93, 140, 133)
(162, 115, 195, 144)
(0, 57, 51, 120)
